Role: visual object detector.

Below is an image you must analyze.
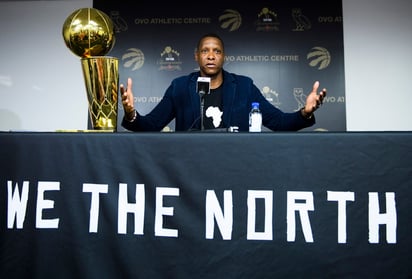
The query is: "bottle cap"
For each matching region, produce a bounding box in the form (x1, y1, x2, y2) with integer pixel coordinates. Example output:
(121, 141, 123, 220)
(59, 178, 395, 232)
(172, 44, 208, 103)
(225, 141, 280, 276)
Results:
(251, 102, 259, 108)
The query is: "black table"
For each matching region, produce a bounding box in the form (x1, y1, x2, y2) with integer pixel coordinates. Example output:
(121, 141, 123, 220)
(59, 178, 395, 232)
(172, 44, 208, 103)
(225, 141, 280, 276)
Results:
(1, 132, 411, 278)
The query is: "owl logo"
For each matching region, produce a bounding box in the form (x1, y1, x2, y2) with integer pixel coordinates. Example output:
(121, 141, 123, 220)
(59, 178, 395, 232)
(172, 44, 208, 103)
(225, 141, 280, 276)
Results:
(307, 47, 331, 70)
(110, 10, 128, 33)
(293, 88, 306, 111)
(219, 9, 242, 31)
(122, 48, 145, 71)
(292, 8, 311, 31)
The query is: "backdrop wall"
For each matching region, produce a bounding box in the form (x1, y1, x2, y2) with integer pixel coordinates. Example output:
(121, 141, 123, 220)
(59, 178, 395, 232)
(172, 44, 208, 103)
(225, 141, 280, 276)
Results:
(93, 0, 346, 132)
(0, 0, 411, 131)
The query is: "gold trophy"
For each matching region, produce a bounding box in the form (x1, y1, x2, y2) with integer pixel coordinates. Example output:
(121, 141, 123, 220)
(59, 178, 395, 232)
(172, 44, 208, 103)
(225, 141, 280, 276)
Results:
(62, 8, 118, 131)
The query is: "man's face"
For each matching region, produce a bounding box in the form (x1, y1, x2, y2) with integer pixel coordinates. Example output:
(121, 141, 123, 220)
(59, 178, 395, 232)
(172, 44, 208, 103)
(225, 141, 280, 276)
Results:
(195, 37, 225, 77)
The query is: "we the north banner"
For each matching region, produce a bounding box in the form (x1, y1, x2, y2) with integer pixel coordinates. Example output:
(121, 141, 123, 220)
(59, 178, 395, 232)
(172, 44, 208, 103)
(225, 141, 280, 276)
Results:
(1, 132, 411, 278)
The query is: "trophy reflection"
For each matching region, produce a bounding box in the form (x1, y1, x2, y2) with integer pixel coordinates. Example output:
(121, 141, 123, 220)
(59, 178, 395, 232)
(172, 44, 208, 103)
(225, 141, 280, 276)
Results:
(62, 7, 118, 131)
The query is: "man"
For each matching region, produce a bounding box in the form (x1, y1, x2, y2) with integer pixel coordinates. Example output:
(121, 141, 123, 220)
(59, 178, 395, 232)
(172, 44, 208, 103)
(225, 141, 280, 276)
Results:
(120, 33, 326, 132)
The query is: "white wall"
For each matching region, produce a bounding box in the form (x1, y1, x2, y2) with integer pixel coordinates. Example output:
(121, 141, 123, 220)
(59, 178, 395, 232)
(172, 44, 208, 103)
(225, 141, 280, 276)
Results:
(0, 0, 411, 131)
(0, 0, 92, 131)
(343, 0, 412, 131)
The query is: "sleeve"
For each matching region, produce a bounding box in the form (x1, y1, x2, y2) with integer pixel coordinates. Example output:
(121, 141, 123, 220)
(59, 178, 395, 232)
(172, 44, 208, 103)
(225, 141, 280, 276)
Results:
(121, 83, 176, 132)
(253, 84, 316, 131)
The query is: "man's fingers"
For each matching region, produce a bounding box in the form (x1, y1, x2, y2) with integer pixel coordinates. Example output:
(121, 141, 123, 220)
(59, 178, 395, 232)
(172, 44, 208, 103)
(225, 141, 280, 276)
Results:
(127, 77, 132, 90)
(315, 98, 321, 109)
(312, 81, 320, 93)
(120, 78, 135, 117)
(319, 88, 327, 104)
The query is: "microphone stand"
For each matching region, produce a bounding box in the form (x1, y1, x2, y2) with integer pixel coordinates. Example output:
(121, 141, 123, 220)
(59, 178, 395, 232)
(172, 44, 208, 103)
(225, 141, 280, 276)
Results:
(199, 90, 205, 130)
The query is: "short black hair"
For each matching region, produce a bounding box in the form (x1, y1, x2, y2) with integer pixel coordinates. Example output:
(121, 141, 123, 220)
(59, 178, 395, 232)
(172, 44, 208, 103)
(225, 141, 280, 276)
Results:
(196, 33, 225, 51)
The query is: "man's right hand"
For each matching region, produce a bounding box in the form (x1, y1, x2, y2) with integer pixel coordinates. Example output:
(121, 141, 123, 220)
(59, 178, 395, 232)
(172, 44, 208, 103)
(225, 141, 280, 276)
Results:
(120, 77, 136, 120)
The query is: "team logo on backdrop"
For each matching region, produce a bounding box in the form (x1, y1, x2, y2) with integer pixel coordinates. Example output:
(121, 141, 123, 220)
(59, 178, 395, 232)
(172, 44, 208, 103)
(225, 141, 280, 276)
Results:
(261, 86, 281, 108)
(110, 10, 128, 33)
(292, 8, 311, 31)
(158, 46, 182, 71)
(307, 47, 331, 70)
(219, 9, 242, 31)
(255, 7, 280, 31)
(122, 48, 145, 71)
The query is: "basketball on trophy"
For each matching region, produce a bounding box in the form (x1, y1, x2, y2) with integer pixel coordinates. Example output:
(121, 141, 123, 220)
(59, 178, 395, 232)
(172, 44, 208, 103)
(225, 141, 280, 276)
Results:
(62, 7, 115, 58)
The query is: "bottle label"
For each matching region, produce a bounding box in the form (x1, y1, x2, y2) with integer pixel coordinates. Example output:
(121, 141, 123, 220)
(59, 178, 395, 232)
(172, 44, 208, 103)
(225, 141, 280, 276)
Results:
(249, 113, 262, 132)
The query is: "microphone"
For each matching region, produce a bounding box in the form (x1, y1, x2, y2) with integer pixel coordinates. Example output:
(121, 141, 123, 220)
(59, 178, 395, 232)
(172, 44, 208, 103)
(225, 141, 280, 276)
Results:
(197, 77, 211, 97)
(196, 77, 210, 130)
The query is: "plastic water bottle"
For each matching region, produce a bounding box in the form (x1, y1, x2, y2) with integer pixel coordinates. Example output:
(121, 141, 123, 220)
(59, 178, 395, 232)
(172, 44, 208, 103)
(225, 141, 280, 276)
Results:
(249, 102, 262, 132)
